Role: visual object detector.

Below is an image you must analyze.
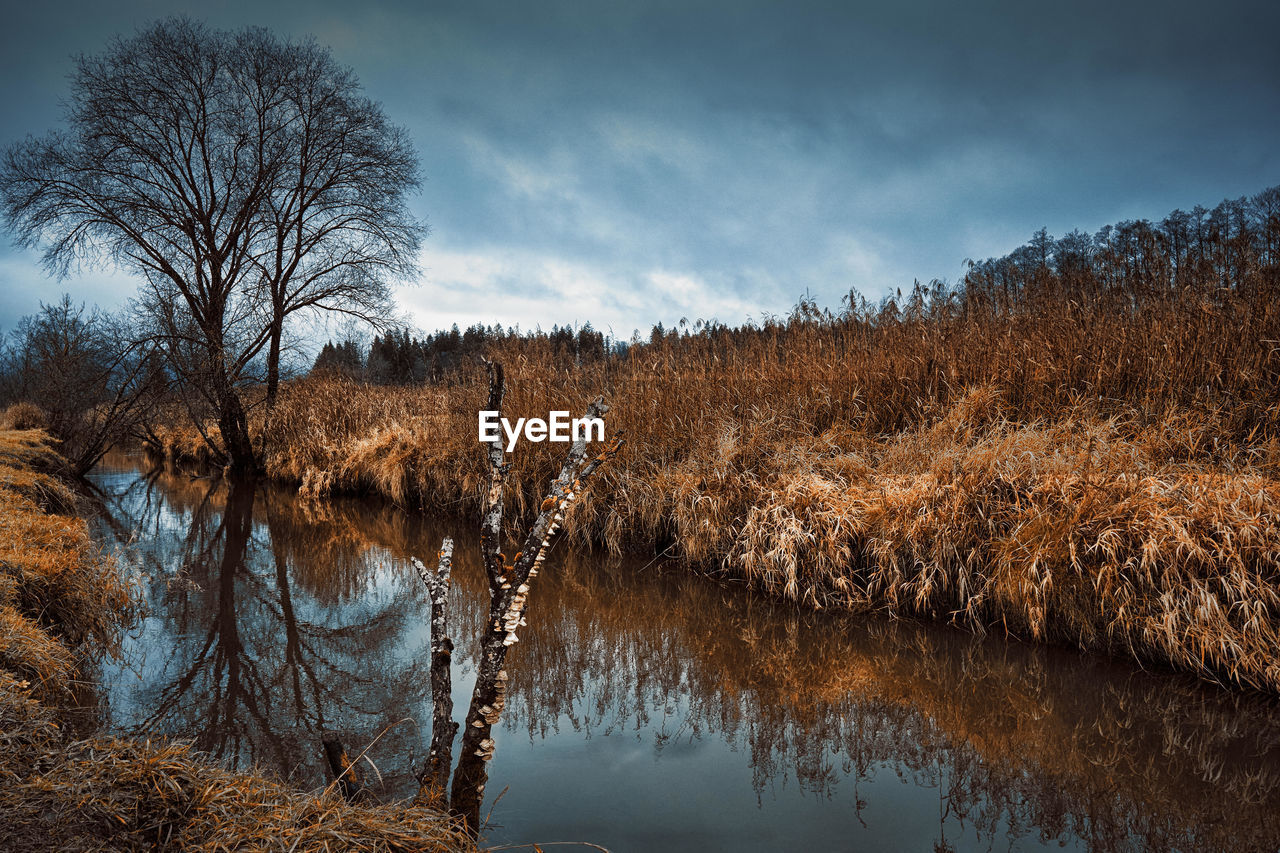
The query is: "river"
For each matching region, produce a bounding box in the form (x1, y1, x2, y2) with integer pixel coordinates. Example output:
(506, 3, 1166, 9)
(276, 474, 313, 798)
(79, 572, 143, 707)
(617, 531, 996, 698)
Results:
(85, 452, 1280, 852)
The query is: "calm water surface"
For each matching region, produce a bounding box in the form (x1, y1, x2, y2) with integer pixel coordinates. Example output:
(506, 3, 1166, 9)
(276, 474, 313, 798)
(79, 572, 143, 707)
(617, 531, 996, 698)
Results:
(86, 453, 1280, 853)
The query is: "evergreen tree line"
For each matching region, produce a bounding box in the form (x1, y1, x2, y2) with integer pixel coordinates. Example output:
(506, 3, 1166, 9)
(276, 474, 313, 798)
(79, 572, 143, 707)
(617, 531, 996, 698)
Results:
(313, 322, 614, 384)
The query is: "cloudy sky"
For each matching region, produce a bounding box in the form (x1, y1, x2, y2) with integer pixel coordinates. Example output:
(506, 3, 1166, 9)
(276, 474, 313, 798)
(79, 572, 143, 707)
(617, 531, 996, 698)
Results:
(1, 0, 1277, 341)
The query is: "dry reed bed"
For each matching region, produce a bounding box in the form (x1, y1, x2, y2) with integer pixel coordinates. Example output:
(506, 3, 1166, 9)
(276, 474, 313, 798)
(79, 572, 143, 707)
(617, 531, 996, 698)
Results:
(146, 287, 1280, 692)
(0, 429, 472, 852)
(149, 372, 1280, 694)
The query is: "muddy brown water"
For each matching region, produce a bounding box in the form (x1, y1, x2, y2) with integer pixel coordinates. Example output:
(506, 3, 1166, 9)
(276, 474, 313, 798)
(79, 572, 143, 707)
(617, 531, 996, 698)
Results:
(86, 452, 1280, 852)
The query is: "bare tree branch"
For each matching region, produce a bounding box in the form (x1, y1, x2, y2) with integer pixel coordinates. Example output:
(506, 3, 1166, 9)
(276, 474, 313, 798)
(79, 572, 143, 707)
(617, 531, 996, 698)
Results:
(0, 18, 424, 474)
(410, 538, 457, 809)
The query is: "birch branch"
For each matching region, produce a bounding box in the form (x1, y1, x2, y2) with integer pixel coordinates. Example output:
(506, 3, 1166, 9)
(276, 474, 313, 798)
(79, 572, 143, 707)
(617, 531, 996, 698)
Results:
(449, 363, 623, 830)
(479, 360, 507, 600)
(411, 537, 458, 808)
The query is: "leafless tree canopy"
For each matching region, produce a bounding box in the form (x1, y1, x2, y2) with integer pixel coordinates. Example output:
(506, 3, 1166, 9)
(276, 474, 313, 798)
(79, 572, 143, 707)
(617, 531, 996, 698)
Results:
(0, 17, 425, 473)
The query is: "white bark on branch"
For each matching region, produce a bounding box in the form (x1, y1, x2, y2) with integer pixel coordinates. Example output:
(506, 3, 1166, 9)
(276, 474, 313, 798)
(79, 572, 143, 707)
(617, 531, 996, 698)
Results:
(449, 365, 623, 829)
(411, 537, 457, 808)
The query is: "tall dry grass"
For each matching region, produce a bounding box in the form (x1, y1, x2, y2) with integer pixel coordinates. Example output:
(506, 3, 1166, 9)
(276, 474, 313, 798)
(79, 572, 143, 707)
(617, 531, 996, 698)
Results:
(146, 246, 1280, 693)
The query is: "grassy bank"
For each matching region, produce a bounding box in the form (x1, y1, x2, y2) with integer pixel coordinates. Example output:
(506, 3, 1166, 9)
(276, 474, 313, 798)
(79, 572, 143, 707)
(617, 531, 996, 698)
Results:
(147, 267, 1280, 695)
(0, 429, 472, 852)
(0, 429, 128, 702)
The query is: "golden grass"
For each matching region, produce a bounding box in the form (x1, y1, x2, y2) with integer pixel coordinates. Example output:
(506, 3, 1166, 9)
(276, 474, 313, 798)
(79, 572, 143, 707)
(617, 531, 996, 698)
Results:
(0, 431, 129, 699)
(0, 430, 473, 852)
(145, 281, 1280, 692)
(0, 402, 50, 431)
(0, 672, 471, 853)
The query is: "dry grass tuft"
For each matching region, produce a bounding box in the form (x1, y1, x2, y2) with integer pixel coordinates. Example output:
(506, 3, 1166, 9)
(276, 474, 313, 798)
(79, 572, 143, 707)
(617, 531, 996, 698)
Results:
(0, 672, 471, 853)
(1, 402, 50, 431)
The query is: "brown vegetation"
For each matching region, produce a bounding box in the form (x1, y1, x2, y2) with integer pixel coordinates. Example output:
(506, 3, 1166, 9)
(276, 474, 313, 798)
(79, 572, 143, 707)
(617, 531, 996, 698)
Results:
(148, 195, 1280, 694)
(0, 430, 128, 700)
(1, 402, 49, 431)
(0, 430, 472, 852)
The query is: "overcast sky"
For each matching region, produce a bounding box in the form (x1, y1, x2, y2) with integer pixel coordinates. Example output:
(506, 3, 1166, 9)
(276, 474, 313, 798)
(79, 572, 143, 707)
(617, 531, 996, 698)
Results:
(1, 0, 1277, 341)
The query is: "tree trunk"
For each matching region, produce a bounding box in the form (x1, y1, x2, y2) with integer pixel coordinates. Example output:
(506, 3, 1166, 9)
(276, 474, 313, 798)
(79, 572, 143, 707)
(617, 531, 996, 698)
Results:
(211, 357, 258, 477)
(399, 362, 620, 831)
(216, 384, 258, 476)
(259, 314, 283, 457)
(448, 630, 510, 828)
(412, 539, 458, 809)
(448, 362, 620, 830)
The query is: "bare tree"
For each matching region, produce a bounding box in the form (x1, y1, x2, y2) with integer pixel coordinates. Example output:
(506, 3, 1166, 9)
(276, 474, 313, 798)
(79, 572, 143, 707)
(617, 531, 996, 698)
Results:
(0, 18, 423, 474)
(3, 296, 165, 474)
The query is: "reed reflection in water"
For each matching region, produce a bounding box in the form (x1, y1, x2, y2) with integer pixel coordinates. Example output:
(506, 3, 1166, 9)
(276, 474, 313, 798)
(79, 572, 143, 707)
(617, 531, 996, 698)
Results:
(88, 453, 1280, 852)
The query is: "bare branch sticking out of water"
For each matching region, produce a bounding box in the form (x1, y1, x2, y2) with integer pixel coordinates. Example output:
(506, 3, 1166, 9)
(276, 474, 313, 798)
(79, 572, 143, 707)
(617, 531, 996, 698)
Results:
(449, 361, 623, 830)
(411, 538, 457, 808)
(321, 734, 363, 803)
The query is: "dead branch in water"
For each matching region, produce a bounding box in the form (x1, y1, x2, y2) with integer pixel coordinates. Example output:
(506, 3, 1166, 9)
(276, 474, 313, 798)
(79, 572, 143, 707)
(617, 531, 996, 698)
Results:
(321, 733, 364, 803)
(410, 360, 622, 831)
(412, 538, 457, 808)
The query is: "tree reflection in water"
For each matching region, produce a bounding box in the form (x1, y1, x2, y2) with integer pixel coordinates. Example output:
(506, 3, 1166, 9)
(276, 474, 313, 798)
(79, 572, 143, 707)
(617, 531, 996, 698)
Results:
(89, 453, 1280, 852)
(92, 457, 431, 792)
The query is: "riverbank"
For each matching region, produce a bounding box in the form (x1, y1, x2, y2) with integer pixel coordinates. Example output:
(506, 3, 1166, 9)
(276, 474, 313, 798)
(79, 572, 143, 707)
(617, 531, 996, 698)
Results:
(0, 429, 472, 852)
(148, 313, 1280, 695)
(87, 452, 1280, 852)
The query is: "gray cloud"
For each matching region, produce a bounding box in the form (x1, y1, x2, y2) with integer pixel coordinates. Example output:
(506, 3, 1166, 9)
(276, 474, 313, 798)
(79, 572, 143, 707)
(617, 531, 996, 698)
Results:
(2, 0, 1277, 335)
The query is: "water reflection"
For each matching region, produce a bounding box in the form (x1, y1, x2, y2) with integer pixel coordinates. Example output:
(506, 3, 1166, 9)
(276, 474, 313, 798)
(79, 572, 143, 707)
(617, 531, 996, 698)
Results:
(91, 460, 431, 792)
(89, 454, 1280, 852)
